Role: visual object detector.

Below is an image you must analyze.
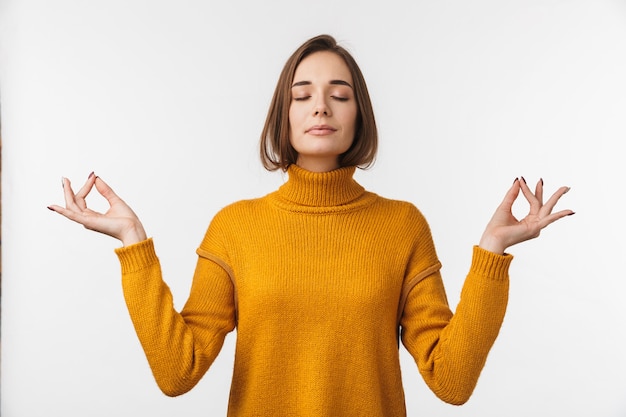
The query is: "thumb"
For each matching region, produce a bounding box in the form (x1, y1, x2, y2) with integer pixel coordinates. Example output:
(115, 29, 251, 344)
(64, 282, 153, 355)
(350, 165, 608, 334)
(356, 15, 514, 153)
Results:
(497, 178, 521, 211)
(94, 176, 123, 204)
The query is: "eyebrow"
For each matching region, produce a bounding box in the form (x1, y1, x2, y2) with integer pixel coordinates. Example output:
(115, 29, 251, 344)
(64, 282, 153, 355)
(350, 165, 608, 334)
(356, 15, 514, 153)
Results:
(291, 80, 353, 89)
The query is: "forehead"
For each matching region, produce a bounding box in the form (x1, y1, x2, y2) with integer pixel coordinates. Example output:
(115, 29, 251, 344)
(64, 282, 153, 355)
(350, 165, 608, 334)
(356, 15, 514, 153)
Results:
(293, 51, 353, 84)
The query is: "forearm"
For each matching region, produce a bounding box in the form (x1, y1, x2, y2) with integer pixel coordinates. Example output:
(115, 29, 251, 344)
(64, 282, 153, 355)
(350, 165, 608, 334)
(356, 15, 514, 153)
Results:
(116, 239, 231, 396)
(433, 250, 510, 402)
(402, 246, 512, 405)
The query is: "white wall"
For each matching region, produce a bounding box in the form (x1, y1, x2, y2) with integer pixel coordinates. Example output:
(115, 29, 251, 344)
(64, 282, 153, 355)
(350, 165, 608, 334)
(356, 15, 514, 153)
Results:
(2, 1, 625, 416)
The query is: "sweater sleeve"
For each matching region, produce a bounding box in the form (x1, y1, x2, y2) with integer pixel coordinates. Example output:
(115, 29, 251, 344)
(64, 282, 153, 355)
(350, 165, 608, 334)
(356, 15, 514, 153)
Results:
(116, 238, 236, 397)
(400, 246, 512, 405)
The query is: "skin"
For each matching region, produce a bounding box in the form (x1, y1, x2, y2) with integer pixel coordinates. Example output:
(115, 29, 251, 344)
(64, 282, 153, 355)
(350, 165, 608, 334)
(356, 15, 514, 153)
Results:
(48, 53, 574, 252)
(288, 51, 357, 172)
(49, 174, 573, 254)
(478, 177, 572, 254)
(52, 174, 147, 247)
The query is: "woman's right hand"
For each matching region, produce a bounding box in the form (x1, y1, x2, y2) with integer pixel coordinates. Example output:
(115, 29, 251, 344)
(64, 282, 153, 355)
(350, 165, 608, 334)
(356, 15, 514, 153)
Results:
(48, 172, 147, 246)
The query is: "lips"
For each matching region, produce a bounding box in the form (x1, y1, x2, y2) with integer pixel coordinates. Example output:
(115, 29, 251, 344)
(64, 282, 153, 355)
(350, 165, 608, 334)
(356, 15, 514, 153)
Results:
(306, 125, 337, 135)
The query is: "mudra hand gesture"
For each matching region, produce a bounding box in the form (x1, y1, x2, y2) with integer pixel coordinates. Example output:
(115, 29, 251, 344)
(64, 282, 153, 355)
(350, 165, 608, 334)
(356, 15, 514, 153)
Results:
(48, 172, 147, 247)
(49, 172, 572, 253)
(478, 177, 573, 255)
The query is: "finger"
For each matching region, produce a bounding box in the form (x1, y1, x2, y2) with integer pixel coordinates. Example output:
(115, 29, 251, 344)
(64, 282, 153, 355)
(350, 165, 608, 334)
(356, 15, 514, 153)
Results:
(47, 203, 92, 226)
(74, 172, 97, 210)
(62, 177, 80, 210)
(75, 172, 96, 198)
(518, 176, 541, 212)
(540, 186, 571, 216)
(538, 208, 575, 229)
(535, 178, 544, 206)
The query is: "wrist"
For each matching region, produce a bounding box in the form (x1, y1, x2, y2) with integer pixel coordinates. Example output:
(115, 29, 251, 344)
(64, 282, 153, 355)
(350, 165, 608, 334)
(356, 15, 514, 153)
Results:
(478, 234, 506, 255)
(120, 222, 147, 247)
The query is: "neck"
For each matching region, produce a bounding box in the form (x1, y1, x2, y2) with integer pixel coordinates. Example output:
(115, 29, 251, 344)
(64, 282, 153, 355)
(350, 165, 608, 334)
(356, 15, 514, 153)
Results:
(271, 164, 367, 209)
(295, 155, 340, 173)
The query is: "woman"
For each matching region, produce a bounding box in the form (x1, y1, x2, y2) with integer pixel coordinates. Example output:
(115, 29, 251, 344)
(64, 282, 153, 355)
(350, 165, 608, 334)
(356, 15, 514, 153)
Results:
(48, 34, 573, 416)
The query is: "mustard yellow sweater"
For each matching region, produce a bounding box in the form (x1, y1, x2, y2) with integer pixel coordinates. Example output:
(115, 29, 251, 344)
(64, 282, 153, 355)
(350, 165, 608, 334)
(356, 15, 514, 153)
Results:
(116, 165, 512, 416)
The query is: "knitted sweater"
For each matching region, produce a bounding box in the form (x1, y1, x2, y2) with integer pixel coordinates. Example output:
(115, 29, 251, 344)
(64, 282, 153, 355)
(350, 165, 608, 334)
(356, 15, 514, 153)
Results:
(115, 165, 512, 417)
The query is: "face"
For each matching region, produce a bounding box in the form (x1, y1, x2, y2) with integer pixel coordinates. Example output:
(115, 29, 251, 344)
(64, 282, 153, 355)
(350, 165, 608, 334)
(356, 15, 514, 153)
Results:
(289, 51, 357, 172)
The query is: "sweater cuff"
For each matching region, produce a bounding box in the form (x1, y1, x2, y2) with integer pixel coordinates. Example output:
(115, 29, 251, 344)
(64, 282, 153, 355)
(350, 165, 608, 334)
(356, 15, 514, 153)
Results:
(470, 245, 513, 282)
(114, 238, 159, 273)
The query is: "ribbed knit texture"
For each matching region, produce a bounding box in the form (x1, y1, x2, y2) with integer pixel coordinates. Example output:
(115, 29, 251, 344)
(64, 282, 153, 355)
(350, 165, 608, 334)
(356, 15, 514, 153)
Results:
(116, 165, 512, 416)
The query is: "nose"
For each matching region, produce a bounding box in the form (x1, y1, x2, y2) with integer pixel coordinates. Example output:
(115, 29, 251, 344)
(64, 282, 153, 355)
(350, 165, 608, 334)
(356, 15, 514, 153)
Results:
(313, 96, 331, 117)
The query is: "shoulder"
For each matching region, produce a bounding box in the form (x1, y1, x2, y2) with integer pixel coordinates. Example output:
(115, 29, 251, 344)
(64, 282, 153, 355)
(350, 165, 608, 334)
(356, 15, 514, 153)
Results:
(211, 197, 268, 224)
(371, 195, 429, 224)
(200, 197, 267, 250)
(357, 194, 433, 240)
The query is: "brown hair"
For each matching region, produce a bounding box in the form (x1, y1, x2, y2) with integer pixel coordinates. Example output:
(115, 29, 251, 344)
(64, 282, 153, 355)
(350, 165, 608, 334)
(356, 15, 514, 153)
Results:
(260, 34, 378, 171)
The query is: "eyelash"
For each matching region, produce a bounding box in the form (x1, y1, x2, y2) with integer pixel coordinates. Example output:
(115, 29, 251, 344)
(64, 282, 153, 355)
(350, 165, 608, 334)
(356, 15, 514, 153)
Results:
(293, 96, 349, 102)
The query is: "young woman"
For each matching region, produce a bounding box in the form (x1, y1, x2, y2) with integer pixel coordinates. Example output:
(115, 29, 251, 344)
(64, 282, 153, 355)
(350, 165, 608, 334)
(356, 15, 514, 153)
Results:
(48, 34, 573, 416)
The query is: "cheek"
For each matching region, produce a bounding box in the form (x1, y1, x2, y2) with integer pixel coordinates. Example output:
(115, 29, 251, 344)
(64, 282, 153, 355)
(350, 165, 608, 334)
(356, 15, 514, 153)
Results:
(287, 107, 299, 147)
(288, 105, 301, 131)
(344, 108, 358, 135)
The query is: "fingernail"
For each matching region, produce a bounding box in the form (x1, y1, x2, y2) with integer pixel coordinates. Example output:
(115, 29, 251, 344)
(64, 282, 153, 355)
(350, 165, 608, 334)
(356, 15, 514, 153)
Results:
(61, 177, 65, 188)
(567, 211, 575, 216)
(521, 176, 527, 184)
(564, 187, 571, 194)
(513, 177, 519, 184)
(88, 171, 95, 179)
(47, 206, 55, 211)
(540, 178, 544, 186)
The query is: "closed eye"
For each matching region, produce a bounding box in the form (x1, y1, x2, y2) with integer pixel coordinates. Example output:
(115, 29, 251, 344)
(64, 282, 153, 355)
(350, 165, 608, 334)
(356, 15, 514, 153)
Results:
(293, 96, 311, 101)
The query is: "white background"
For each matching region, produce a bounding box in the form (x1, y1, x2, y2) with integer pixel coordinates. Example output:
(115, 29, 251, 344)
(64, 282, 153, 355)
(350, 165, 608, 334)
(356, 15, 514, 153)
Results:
(2, 1, 626, 416)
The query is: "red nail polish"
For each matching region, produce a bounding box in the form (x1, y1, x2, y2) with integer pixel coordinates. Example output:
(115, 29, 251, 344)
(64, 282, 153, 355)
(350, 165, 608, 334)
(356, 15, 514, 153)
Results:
(521, 176, 527, 184)
(47, 206, 55, 211)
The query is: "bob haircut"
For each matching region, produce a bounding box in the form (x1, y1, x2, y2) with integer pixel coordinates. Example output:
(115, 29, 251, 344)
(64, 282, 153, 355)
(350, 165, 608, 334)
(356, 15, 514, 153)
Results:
(260, 34, 378, 171)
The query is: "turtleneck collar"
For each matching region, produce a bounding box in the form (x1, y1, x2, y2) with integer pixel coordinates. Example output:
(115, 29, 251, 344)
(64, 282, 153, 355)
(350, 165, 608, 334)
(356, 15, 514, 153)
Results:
(271, 164, 370, 210)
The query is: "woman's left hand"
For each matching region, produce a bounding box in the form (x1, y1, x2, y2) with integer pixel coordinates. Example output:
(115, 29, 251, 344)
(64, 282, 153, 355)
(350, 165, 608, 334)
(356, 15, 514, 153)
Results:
(478, 177, 574, 255)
